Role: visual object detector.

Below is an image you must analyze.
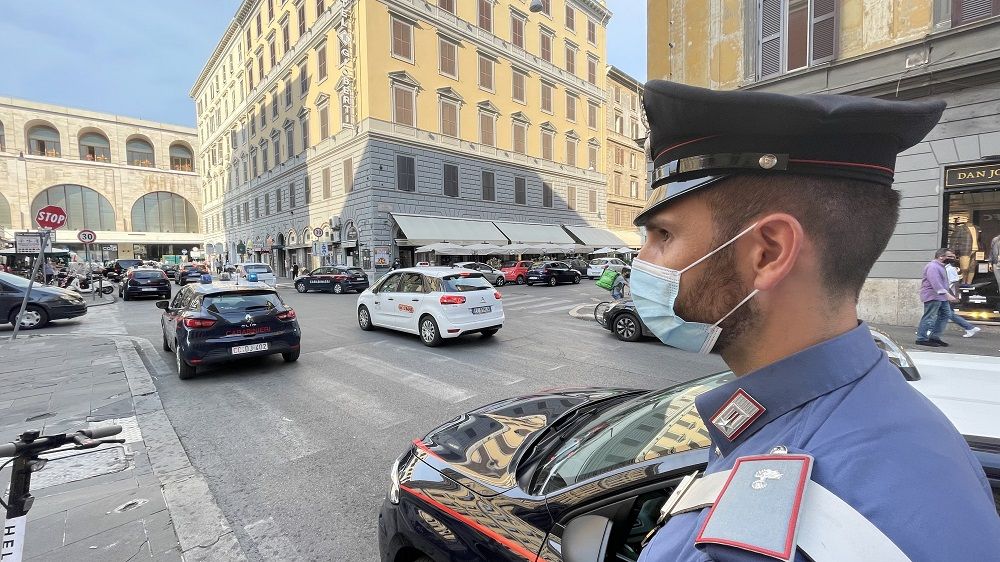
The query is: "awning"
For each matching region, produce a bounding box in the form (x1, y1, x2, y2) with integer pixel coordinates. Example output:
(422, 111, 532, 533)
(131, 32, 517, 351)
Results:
(610, 229, 643, 248)
(392, 213, 508, 246)
(492, 221, 575, 245)
(564, 225, 628, 247)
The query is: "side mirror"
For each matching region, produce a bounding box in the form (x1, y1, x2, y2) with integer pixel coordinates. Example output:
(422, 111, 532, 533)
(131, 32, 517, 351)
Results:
(155, 300, 170, 310)
(561, 515, 613, 562)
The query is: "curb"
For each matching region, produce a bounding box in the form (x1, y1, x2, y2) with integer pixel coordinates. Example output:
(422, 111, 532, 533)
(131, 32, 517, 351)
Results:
(114, 337, 248, 561)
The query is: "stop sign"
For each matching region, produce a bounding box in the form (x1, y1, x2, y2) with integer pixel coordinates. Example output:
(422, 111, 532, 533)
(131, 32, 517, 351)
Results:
(35, 205, 68, 229)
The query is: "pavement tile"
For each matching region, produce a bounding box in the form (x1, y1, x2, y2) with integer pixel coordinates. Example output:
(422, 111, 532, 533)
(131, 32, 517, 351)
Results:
(28, 520, 151, 562)
(27, 472, 141, 520)
(142, 508, 184, 561)
(20, 509, 67, 559)
(62, 486, 168, 545)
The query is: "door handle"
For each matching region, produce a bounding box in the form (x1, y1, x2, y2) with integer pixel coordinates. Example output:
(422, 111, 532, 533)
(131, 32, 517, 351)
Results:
(387, 297, 394, 301)
(411, 299, 419, 302)
(374, 300, 380, 304)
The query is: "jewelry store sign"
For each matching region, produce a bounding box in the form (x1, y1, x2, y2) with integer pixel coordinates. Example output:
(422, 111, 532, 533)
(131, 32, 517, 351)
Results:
(945, 163, 1000, 189)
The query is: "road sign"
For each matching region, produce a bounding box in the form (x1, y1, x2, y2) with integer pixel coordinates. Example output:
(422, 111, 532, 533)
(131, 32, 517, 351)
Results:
(77, 229, 97, 244)
(35, 205, 68, 229)
(14, 233, 42, 254)
(313, 227, 324, 238)
(181, 249, 188, 255)
(320, 243, 330, 256)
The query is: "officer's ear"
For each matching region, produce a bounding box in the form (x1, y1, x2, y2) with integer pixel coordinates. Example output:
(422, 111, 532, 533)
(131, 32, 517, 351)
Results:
(745, 212, 805, 293)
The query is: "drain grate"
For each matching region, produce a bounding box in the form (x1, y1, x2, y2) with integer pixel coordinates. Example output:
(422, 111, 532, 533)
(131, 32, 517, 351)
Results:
(30, 446, 131, 489)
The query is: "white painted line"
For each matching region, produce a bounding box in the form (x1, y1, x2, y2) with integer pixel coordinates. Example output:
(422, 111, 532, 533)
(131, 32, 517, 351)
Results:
(507, 299, 573, 311)
(528, 304, 577, 314)
(244, 517, 303, 561)
(381, 343, 525, 385)
(547, 364, 566, 371)
(335, 348, 474, 403)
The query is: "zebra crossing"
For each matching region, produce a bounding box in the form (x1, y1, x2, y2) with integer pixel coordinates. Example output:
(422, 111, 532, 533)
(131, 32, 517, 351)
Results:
(499, 291, 604, 318)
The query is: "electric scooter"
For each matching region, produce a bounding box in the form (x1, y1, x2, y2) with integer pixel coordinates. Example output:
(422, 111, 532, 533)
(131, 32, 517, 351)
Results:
(1, 426, 123, 562)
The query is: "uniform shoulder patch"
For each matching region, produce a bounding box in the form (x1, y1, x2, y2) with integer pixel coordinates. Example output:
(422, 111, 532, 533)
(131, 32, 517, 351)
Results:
(695, 454, 813, 562)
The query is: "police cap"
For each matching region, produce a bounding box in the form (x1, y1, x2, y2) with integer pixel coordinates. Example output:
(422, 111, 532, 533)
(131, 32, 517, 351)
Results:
(634, 81, 946, 226)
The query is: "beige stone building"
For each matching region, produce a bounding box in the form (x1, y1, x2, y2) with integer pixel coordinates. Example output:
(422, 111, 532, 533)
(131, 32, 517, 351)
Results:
(0, 98, 200, 261)
(605, 66, 645, 247)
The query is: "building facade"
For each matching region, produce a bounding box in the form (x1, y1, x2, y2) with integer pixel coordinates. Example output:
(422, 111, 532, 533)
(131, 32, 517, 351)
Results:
(0, 97, 200, 261)
(648, 0, 1000, 324)
(605, 66, 646, 246)
(192, 0, 616, 278)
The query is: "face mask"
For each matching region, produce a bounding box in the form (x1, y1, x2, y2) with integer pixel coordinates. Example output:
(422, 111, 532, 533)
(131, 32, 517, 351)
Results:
(630, 224, 760, 354)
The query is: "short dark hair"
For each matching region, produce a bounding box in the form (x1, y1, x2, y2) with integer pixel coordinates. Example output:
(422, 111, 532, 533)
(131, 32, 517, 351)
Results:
(702, 173, 900, 300)
(934, 248, 951, 258)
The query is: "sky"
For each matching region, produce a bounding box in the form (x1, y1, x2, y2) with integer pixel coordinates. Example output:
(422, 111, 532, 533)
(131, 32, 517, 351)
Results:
(0, 0, 646, 128)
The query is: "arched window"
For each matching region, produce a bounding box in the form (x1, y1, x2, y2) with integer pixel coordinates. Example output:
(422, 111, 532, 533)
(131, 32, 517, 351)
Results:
(31, 185, 115, 230)
(79, 132, 111, 162)
(0, 120, 6, 151)
(126, 138, 155, 167)
(131, 192, 198, 233)
(0, 192, 11, 228)
(27, 125, 61, 157)
(170, 143, 194, 171)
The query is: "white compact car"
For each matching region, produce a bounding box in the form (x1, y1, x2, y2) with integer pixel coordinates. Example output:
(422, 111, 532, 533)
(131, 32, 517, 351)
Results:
(586, 257, 628, 279)
(233, 263, 277, 287)
(356, 267, 503, 346)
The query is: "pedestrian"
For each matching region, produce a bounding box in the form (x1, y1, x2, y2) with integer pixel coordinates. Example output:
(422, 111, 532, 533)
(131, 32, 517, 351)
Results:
(391, 258, 400, 270)
(916, 248, 959, 347)
(944, 256, 980, 338)
(610, 266, 630, 300)
(631, 81, 1000, 561)
(43, 259, 55, 285)
(291, 262, 300, 278)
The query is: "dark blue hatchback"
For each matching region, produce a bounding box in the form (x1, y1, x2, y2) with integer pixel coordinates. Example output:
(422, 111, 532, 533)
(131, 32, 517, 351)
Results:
(157, 283, 301, 379)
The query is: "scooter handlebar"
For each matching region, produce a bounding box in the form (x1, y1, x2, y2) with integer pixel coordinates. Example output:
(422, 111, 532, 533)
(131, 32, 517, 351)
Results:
(81, 425, 123, 439)
(0, 442, 17, 457)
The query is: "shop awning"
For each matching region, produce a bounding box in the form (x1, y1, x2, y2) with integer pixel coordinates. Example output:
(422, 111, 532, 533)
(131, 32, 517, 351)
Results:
(392, 213, 508, 246)
(610, 229, 643, 248)
(564, 225, 628, 247)
(492, 221, 575, 245)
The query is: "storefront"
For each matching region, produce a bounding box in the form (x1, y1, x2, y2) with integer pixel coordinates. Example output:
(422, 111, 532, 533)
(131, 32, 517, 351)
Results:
(942, 161, 1000, 322)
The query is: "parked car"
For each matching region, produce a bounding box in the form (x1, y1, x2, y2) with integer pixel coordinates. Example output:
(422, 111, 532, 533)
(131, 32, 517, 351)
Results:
(294, 266, 370, 294)
(356, 267, 503, 346)
(234, 263, 277, 287)
(0, 271, 87, 330)
(377, 330, 1000, 562)
(600, 299, 653, 342)
(157, 283, 301, 379)
(586, 257, 628, 279)
(121, 267, 172, 301)
(526, 261, 582, 286)
(176, 264, 210, 286)
(568, 258, 592, 277)
(452, 262, 505, 286)
(500, 260, 535, 285)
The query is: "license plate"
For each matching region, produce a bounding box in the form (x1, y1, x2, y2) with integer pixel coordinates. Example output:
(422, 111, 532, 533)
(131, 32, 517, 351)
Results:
(141, 288, 158, 291)
(471, 306, 491, 315)
(232, 343, 268, 354)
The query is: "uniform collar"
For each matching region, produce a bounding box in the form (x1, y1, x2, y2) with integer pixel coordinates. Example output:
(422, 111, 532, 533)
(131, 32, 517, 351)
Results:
(695, 321, 883, 458)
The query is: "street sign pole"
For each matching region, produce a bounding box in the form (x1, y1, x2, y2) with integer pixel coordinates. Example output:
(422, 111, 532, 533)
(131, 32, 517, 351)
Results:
(10, 231, 49, 342)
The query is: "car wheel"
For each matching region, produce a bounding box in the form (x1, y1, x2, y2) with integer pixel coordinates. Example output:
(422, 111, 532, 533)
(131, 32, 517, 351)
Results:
(282, 349, 300, 362)
(162, 331, 171, 352)
(10, 305, 48, 330)
(481, 328, 499, 337)
(295, 282, 307, 293)
(548, 277, 557, 287)
(572, 274, 581, 284)
(419, 315, 443, 347)
(516, 275, 526, 285)
(176, 345, 196, 380)
(358, 305, 375, 331)
(614, 313, 642, 342)
(333, 283, 344, 294)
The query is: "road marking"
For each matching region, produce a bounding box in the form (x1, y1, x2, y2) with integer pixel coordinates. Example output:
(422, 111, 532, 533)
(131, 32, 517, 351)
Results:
(528, 303, 577, 314)
(547, 364, 566, 371)
(382, 343, 525, 385)
(506, 298, 573, 311)
(294, 374, 404, 429)
(244, 517, 303, 561)
(333, 348, 474, 403)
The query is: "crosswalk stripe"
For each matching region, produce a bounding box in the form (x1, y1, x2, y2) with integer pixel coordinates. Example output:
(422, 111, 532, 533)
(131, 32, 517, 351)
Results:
(331, 348, 474, 403)
(528, 303, 577, 314)
(505, 298, 573, 311)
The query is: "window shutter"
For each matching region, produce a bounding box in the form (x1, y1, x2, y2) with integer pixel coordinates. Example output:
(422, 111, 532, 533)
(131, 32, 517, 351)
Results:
(758, 0, 783, 79)
(952, 0, 999, 25)
(810, 0, 836, 64)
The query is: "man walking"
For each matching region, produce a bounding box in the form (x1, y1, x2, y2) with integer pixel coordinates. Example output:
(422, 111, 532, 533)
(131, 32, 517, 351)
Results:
(916, 249, 958, 347)
(291, 262, 300, 278)
(944, 256, 980, 338)
(43, 259, 55, 285)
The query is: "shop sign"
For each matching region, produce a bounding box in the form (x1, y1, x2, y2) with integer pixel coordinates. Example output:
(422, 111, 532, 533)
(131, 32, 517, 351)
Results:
(374, 247, 391, 267)
(945, 163, 1000, 189)
(102, 244, 118, 251)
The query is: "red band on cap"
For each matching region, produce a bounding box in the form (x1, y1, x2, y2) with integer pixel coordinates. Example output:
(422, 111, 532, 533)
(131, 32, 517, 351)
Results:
(654, 135, 720, 162)
(788, 158, 894, 174)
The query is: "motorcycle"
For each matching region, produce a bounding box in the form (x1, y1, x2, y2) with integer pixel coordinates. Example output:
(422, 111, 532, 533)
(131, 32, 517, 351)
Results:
(68, 274, 115, 295)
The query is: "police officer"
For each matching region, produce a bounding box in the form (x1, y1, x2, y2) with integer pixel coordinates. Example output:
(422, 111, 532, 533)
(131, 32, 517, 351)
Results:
(631, 81, 1000, 561)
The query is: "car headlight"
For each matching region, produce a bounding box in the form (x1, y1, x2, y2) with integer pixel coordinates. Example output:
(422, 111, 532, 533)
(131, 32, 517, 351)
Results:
(388, 456, 401, 505)
(59, 295, 83, 304)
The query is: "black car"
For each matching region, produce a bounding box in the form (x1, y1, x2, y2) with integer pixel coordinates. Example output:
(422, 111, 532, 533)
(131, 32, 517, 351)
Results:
(600, 300, 653, 342)
(0, 272, 87, 329)
(157, 283, 301, 379)
(121, 267, 171, 301)
(378, 352, 1000, 562)
(176, 264, 210, 285)
(108, 258, 143, 276)
(452, 262, 505, 286)
(525, 261, 581, 286)
(568, 258, 591, 277)
(160, 263, 180, 279)
(293, 265, 370, 294)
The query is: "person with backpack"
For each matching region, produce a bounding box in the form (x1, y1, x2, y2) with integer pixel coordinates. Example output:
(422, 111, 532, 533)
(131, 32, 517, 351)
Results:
(611, 266, 631, 300)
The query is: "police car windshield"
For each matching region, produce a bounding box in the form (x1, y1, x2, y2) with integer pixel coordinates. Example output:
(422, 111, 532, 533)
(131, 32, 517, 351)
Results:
(532, 371, 734, 495)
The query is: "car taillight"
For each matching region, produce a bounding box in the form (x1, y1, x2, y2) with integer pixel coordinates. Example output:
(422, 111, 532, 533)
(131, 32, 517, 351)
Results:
(333, 275, 347, 281)
(440, 295, 466, 305)
(277, 309, 296, 321)
(183, 318, 216, 329)
(494, 291, 502, 300)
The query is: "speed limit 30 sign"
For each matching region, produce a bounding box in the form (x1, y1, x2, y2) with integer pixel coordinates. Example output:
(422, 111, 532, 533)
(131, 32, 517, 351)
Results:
(77, 229, 97, 244)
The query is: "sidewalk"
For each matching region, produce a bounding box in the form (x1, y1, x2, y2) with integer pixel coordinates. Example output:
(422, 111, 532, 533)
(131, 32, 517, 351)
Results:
(0, 335, 244, 561)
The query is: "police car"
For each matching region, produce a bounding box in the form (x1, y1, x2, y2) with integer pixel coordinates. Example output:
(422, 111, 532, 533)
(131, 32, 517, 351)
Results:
(356, 267, 503, 346)
(293, 265, 369, 294)
(378, 330, 1000, 562)
(157, 276, 301, 379)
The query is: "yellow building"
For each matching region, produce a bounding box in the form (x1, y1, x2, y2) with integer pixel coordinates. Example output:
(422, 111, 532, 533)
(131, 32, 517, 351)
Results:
(605, 66, 646, 247)
(193, 0, 622, 276)
(647, 0, 1000, 325)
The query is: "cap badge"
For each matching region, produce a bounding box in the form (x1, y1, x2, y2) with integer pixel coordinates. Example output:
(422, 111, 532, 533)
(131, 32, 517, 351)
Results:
(758, 154, 778, 169)
(710, 388, 765, 441)
(751, 469, 783, 490)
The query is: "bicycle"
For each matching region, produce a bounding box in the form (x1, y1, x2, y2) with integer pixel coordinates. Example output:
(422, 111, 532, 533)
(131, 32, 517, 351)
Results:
(1, 425, 123, 562)
(594, 301, 611, 326)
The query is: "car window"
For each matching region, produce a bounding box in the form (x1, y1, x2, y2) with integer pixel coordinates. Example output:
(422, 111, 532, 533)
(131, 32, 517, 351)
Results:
(376, 273, 402, 293)
(245, 265, 273, 274)
(133, 270, 166, 279)
(171, 287, 192, 309)
(312, 268, 332, 275)
(502, 261, 518, 268)
(442, 273, 492, 292)
(204, 291, 282, 312)
(532, 372, 734, 495)
(345, 267, 365, 276)
(554, 262, 570, 268)
(398, 273, 426, 293)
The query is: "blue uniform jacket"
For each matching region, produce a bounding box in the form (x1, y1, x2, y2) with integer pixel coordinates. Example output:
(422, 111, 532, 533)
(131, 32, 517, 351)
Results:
(639, 322, 1000, 562)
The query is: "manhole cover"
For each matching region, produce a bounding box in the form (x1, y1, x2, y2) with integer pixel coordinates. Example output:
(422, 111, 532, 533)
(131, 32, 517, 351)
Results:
(30, 446, 130, 489)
